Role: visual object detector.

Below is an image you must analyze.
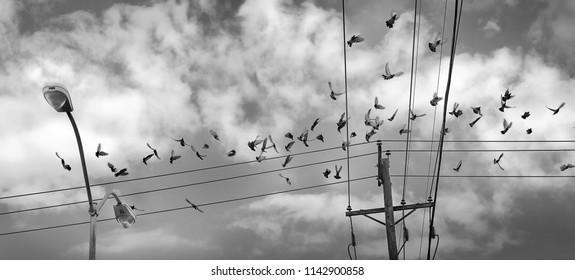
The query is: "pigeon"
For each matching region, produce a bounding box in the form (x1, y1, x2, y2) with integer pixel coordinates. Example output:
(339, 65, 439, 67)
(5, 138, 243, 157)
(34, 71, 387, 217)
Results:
(316, 134, 324, 142)
(169, 150, 181, 164)
(172, 137, 188, 147)
(267, 135, 279, 153)
(367, 116, 383, 130)
(185, 198, 204, 213)
(256, 152, 266, 163)
(95, 143, 108, 158)
(202, 144, 209, 149)
(442, 127, 451, 135)
(471, 106, 483, 116)
(386, 12, 399, 28)
(323, 168, 331, 178)
(278, 173, 291, 185)
(285, 141, 295, 152)
(143, 153, 154, 165)
(248, 136, 264, 151)
(107, 162, 117, 173)
(388, 109, 398, 121)
(350, 132, 357, 138)
(227, 150, 236, 157)
(311, 118, 321, 131)
(453, 160, 462, 172)
(130, 205, 144, 212)
(498, 98, 515, 112)
(195, 150, 207, 160)
(285, 132, 294, 140)
(501, 119, 513, 134)
(430, 92, 443, 106)
(502, 89, 515, 102)
(347, 35, 364, 47)
(399, 124, 411, 135)
(328, 81, 345, 100)
(382, 62, 404, 80)
(546, 102, 565, 115)
(341, 140, 350, 151)
(560, 164, 575, 171)
(365, 128, 377, 142)
(428, 37, 444, 52)
(189, 145, 197, 153)
(493, 153, 505, 170)
(469, 116, 482, 127)
(209, 129, 220, 141)
(55, 152, 72, 171)
(281, 155, 293, 168)
(297, 129, 310, 147)
(146, 143, 161, 160)
(114, 168, 129, 177)
(521, 112, 530, 119)
(337, 112, 349, 133)
(526, 128, 532, 134)
(260, 137, 268, 154)
(374, 96, 385, 110)
(334, 164, 343, 179)
(409, 109, 426, 121)
(449, 102, 463, 117)
(364, 109, 374, 126)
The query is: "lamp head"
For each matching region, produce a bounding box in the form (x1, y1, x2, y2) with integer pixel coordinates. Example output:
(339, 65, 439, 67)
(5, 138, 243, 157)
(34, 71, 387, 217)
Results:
(113, 203, 137, 229)
(42, 83, 73, 112)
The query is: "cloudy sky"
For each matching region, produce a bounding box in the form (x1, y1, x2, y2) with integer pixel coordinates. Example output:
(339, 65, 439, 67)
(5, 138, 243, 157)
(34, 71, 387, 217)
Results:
(1, 0, 575, 260)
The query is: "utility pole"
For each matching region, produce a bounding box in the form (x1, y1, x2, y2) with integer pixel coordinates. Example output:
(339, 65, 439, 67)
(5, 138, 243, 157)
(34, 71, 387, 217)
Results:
(346, 141, 433, 260)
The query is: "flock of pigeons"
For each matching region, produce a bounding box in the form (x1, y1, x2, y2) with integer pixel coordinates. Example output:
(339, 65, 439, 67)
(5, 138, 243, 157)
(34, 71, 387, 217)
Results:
(54, 12, 574, 213)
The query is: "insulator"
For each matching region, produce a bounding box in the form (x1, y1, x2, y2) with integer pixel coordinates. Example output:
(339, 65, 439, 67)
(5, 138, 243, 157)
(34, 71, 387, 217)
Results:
(403, 227, 409, 242)
(430, 226, 436, 238)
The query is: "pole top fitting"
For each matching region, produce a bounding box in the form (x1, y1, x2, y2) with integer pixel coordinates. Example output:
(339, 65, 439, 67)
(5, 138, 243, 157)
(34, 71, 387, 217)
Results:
(385, 150, 391, 156)
(377, 140, 382, 146)
(346, 205, 352, 212)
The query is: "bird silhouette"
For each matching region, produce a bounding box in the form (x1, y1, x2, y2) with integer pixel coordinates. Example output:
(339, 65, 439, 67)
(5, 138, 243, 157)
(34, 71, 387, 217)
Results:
(347, 34, 364, 47)
(399, 124, 411, 135)
(560, 164, 575, 171)
(428, 37, 444, 52)
(501, 119, 513, 134)
(469, 116, 482, 127)
(107, 162, 117, 173)
(260, 137, 268, 154)
(388, 109, 398, 121)
(297, 129, 310, 147)
(316, 134, 324, 142)
(267, 135, 279, 153)
(278, 173, 291, 185)
(337, 112, 349, 133)
(172, 137, 188, 147)
(502, 89, 515, 102)
(146, 143, 161, 160)
(169, 150, 181, 164)
(526, 128, 533, 134)
(453, 160, 462, 172)
(365, 128, 377, 142)
(285, 132, 294, 140)
(209, 129, 220, 141)
(409, 109, 426, 121)
(493, 153, 505, 170)
(185, 198, 204, 213)
(256, 152, 266, 163)
(248, 136, 264, 151)
(285, 141, 295, 152)
(323, 168, 331, 178)
(130, 205, 144, 212)
(374, 96, 385, 110)
(350, 132, 357, 138)
(334, 164, 343, 179)
(382, 62, 404, 80)
(143, 153, 154, 165)
(449, 102, 463, 117)
(95, 143, 108, 158)
(364, 109, 374, 126)
(499, 98, 515, 112)
(386, 12, 399, 28)
(55, 152, 71, 171)
(227, 150, 236, 157)
(341, 140, 349, 151)
(311, 118, 321, 131)
(442, 127, 451, 135)
(430, 92, 443, 106)
(195, 151, 207, 160)
(471, 106, 483, 116)
(521, 112, 530, 119)
(281, 155, 293, 168)
(114, 168, 129, 177)
(546, 102, 565, 115)
(202, 144, 209, 149)
(328, 81, 345, 100)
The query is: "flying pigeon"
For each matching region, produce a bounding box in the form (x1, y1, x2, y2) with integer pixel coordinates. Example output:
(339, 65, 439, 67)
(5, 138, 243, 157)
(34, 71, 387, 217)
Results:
(107, 162, 117, 173)
(471, 106, 483, 116)
(172, 137, 188, 147)
(114, 168, 129, 177)
(334, 164, 343, 179)
(267, 135, 279, 153)
(227, 150, 236, 157)
(409, 109, 426, 121)
(560, 164, 575, 171)
(430, 92, 443, 106)
(374, 96, 385, 110)
(449, 102, 463, 117)
(185, 198, 204, 213)
(202, 144, 209, 149)
(316, 134, 324, 142)
(399, 124, 411, 135)
(337, 112, 349, 133)
(526, 128, 533, 134)
(195, 150, 207, 160)
(146, 143, 161, 160)
(297, 129, 310, 147)
(469, 116, 482, 127)
(143, 153, 154, 165)
(428, 37, 444, 52)
(365, 128, 377, 142)
(453, 160, 462, 172)
(256, 152, 266, 163)
(311, 118, 321, 131)
(169, 150, 181, 164)
(281, 155, 293, 168)
(546, 102, 565, 115)
(209, 129, 220, 141)
(341, 140, 350, 151)
(382, 62, 404, 80)
(260, 137, 268, 154)
(323, 168, 331, 178)
(386, 12, 399, 28)
(278, 173, 291, 185)
(350, 132, 357, 138)
(328, 81, 345, 100)
(501, 89, 515, 102)
(493, 153, 505, 170)
(388, 109, 398, 121)
(95, 143, 108, 158)
(55, 152, 71, 171)
(285, 132, 294, 140)
(521, 112, 530, 119)
(498, 98, 515, 112)
(501, 118, 513, 134)
(347, 35, 364, 47)
(248, 136, 264, 151)
(285, 141, 295, 152)
(364, 109, 374, 126)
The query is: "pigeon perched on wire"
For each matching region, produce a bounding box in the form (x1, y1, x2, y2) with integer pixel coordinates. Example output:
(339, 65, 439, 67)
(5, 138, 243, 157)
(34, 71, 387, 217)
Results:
(55, 152, 71, 171)
(453, 160, 462, 172)
(449, 102, 463, 117)
(328, 81, 345, 100)
(471, 106, 483, 116)
(409, 109, 426, 121)
(388, 109, 398, 121)
(281, 155, 293, 168)
(285, 141, 295, 152)
(469, 116, 482, 127)
(114, 168, 129, 177)
(278, 173, 292, 185)
(430, 92, 443, 106)
(386, 12, 399, 28)
(399, 124, 411, 135)
(546, 102, 565, 115)
(169, 150, 181, 164)
(334, 165, 343, 179)
(185, 199, 204, 213)
(143, 153, 154, 165)
(311, 118, 321, 131)
(172, 137, 188, 147)
(521, 112, 530, 119)
(146, 143, 161, 160)
(493, 153, 505, 170)
(227, 150, 236, 157)
(501, 89, 515, 102)
(248, 136, 264, 151)
(337, 112, 349, 133)
(381, 62, 404, 80)
(209, 129, 220, 141)
(285, 132, 294, 140)
(374, 96, 385, 110)
(501, 118, 513, 134)
(95, 143, 108, 158)
(347, 35, 364, 47)
(323, 168, 331, 178)
(107, 162, 117, 173)
(526, 128, 533, 134)
(560, 164, 575, 171)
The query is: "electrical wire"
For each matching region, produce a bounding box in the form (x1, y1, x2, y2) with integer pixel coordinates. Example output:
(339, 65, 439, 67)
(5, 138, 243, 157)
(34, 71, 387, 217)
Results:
(432, 234, 440, 260)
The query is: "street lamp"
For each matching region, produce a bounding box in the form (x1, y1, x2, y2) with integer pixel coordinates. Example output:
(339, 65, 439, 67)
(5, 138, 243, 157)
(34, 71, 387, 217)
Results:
(43, 83, 135, 260)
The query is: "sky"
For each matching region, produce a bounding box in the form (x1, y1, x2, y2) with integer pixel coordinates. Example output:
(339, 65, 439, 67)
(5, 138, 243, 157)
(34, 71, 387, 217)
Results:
(1, 0, 575, 260)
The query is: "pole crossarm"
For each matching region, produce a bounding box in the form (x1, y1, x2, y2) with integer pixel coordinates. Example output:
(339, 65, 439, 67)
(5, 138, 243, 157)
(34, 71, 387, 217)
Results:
(345, 202, 434, 217)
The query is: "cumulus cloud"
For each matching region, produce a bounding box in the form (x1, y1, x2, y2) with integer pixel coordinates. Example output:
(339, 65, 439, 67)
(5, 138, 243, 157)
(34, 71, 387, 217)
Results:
(482, 18, 501, 37)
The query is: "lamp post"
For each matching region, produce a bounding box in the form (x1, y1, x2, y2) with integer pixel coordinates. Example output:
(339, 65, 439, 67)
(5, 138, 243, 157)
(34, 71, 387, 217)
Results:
(43, 83, 136, 260)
